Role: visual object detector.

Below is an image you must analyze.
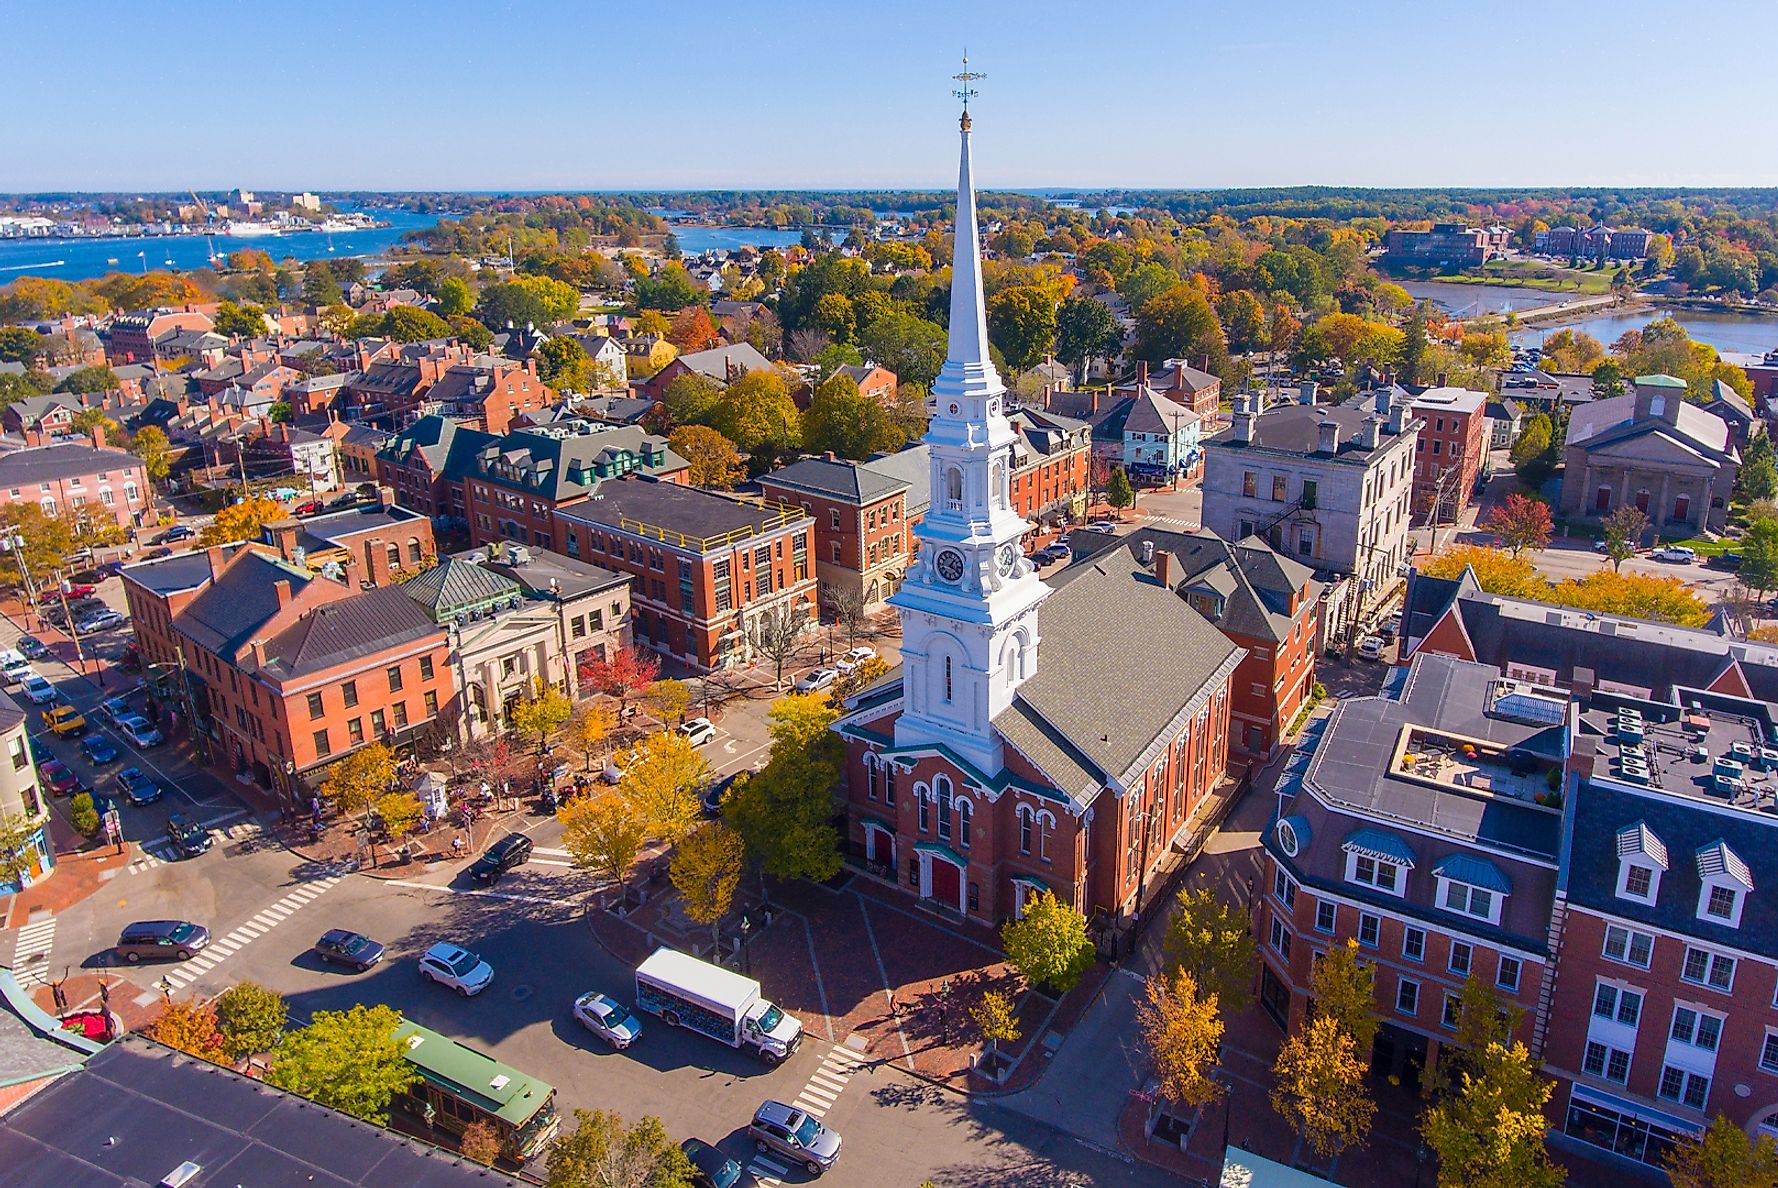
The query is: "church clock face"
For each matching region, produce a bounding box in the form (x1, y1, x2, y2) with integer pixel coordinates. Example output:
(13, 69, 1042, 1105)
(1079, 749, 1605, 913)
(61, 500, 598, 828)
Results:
(996, 544, 1019, 577)
(934, 548, 966, 583)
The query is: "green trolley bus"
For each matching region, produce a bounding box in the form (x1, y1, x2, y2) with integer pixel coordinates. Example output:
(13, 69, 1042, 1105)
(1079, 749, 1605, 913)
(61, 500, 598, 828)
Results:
(392, 1020, 561, 1164)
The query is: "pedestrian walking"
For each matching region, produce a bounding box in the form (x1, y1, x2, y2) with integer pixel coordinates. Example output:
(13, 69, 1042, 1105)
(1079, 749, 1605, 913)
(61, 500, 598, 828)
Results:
(451, 836, 465, 858)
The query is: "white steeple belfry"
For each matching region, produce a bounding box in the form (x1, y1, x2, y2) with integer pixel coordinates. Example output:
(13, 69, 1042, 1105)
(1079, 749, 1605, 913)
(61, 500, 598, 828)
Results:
(890, 65, 1050, 777)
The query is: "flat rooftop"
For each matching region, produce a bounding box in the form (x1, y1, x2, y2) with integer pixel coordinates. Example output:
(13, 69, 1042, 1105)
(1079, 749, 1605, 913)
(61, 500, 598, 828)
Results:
(1582, 698, 1776, 812)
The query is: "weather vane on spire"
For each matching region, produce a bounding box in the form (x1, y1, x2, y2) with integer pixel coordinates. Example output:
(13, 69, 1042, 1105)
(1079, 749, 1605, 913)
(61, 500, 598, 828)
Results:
(953, 52, 985, 130)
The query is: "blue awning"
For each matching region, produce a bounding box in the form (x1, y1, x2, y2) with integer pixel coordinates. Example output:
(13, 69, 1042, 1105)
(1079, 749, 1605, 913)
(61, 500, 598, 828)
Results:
(1341, 828, 1417, 868)
(1433, 853, 1512, 894)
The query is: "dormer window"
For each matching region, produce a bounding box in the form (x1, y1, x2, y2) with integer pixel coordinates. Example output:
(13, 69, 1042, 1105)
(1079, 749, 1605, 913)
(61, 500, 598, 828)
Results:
(1695, 840, 1752, 928)
(1615, 821, 1668, 906)
(1433, 855, 1510, 926)
(1341, 830, 1414, 898)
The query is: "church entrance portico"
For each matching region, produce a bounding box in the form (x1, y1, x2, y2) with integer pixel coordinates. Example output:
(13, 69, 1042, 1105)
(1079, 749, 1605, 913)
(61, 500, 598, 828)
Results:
(916, 843, 968, 916)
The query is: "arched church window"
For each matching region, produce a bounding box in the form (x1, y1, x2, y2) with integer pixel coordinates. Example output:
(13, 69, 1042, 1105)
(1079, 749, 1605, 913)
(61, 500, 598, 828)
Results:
(945, 467, 963, 511)
(936, 774, 953, 840)
(957, 798, 972, 848)
(943, 656, 953, 703)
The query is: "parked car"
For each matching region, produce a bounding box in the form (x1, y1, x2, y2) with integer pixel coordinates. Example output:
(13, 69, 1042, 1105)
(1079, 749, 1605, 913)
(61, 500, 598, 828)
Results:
(116, 767, 163, 806)
(313, 928, 386, 972)
(80, 734, 119, 764)
(835, 646, 878, 673)
(76, 610, 125, 634)
(680, 1138, 743, 1188)
(59, 583, 95, 600)
(159, 525, 195, 544)
(292, 501, 320, 516)
(1654, 545, 1698, 563)
(144, 546, 173, 560)
(1379, 615, 1401, 641)
(1710, 551, 1744, 570)
(164, 814, 213, 858)
(467, 833, 533, 885)
(678, 717, 717, 746)
(115, 920, 209, 964)
(749, 1100, 842, 1176)
(16, 636, 47, 660)
(1358, 636, 1387, 661)
(19, 675, 56, 704)
(418, 942, 493, 996)
(115, 714, 163, 748)
(94, 695, 132, 725)
(1085, 520, 1118, 533)
(701, 773, 739, 818)
(794, 667, 839, 693)
(0, 653, 30, 685)
(39, 759, 78, 797)
(42, 705, 87, 737)
(573, 991, 643, 1048)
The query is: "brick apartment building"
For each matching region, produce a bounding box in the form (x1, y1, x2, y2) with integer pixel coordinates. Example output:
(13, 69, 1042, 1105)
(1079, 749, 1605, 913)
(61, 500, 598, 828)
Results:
(553, 477, 815, 671)
(759, 455, 913, 614)
(836, 364, 897, 405)
(1069, 526, 1321, 762)
(374, 415, 499, 522)
(104, 309, 214, 366)
(461, 424, 687, 550)
(1257, 652, 1561, 1089)
(1111, 360, 1223, 422)
(1404, 385, 1489, 521)
(340, 344, 556, 433)
(0, 436, 153, 530)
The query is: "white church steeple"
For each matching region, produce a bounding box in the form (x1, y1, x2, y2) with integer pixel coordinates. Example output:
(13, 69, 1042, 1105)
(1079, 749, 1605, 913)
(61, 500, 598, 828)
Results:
(889, 65, 1049, 777)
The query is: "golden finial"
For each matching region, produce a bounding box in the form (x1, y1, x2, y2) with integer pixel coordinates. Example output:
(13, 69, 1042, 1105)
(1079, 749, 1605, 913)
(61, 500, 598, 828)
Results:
(952, 51, 984, 131)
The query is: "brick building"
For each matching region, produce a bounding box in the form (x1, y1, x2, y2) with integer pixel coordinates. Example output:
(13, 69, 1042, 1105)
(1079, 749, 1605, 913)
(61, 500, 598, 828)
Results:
(339, 343, 556, 433)
(1257, 652, 1562, 1089)
(1405, 385, 1489, 521)
(836, 363, 897, 405)
(104, 309, 214, 366)
(0, 437, 153, 530)
(461, 423, 687, 550)
(759, 455, 912, 614)
(374, 415, 499, 523)
(554, 477, 816, 671)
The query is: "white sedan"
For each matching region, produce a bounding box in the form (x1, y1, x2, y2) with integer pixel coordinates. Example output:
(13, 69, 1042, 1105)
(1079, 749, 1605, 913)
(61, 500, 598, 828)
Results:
(794, 667, 839, 693)
(679, 717, 717, 746)
(1358, 636, 1387, 661)
(573, 992, 642, 1049)
(0, 654, 33, 685)
(19, 675, 55, 704)
(835, 646, 878, 673)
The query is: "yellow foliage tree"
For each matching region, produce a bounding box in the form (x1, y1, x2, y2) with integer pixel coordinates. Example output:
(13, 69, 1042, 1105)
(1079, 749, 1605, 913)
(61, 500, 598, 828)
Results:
(621, 731, 709, 843)
(669, 822, 746, 948)
(511, 677, 573, 751)
(320, 741, 395, 821)
(1550, 569, 1711, 628)
(1421, 1040, 1562, 1188)
(1417, 545, 1545, 599)
(200, 496, 285, 546)
(149, 999, 225, 1062)
(558, 791, 646, 888)
(1272, 1013, 1376, 1161)
(570, 701, 618, 770)
(1136, 967, 1224, 1112)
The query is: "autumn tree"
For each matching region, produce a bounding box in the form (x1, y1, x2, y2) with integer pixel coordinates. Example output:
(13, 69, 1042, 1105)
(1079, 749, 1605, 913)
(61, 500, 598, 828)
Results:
(586, 647, 660, 715)
(544, 1108, 694, 1188)
(666, 425, 743, 489)
(1309, 939, 1378, 1056)
(1001, 889, 1095, 993)
(670, 822, 746, 949)
(148, 999, 225, 1062)
(1550, 569, 1711, 627)
(130, 423, 172, 487)
(830, 656, 890, 701)
(1510, 413, 1554, 488)
(559, 791, 647, 891)
(1137, 967, 1224, 1112)
(265, 1004, 418, 1124)
(374, 792, 425, 858)
(803, 371, 905, 460)
(214, 981, 288, 1062)
(1160, 886, 1257, 1013)
(620, 731, 708, 843)
(1134, 284, 1228, 371)
(458, 1120, 502, 1167)
(970, 989, 1022, 1071)
(1449, 972, 1523, 1064)
(744, 599, 809, 691)
(1418, 544, 1546, 599)
(0, 504, 71, 597)
(1421, 1040, 1562, 1188)
(641, 679, 691, 726)
(1482, 494, 1552, 557)
(512, 677, 573, 752)
(569, 701, 618, 770)
(1602, 504, 1650, 572)
(668, 307, 720, 352)
(709, 370, 801, 465)
(724, 694, 844, 883)
(320, 741, 395, 823)
(1666, 1114, 1778, 1188)
(200, 496, 284, 546)
(0, 812, 43, 888)
(1272, 1013, 1375, 1162)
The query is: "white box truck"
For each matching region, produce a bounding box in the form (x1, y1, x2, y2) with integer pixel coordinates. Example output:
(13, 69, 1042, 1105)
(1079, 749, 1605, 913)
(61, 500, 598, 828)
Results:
(634, 947, 803, 1065)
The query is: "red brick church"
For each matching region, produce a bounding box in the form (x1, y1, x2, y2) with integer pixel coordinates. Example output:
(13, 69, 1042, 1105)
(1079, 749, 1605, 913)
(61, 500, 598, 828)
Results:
(832, 105, 1241, 934)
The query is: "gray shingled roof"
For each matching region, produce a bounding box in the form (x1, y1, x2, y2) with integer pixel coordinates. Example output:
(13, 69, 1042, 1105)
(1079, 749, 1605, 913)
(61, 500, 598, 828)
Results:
(176, 551, 314, 658)
(763, 457, 909, 505)
(0, 444, 142, 486)
(120, 549, 218, 596)
(859, 445, 931, 518)
(262, 585, 442, 679)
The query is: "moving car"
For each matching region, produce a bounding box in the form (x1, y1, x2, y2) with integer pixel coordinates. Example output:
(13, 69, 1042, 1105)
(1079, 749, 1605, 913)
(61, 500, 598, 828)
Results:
(314, 928, 386, 972)
(1358, 636, 1387, 661)
(116, 767, 164, 806)
(76, 610, 125, 633)
(680, 1138, 743, 1188)
(115, 920, 209, 964)
(115, 714, 164, 747)
(164, 814, 213, 858)
(159, 525, 195, 544)
(80, 734, 119, 764)
(39, 759, 78, 797)
(749, 1100, 842, 1176)
(59, 583, 95, 600)
(835, 646, 877, 673)
(1654, 545, 1698, 563)
(634, 947, 802, 1064)
(418, 942, 494, 996)
(41, 705, 87, 736)
(467, 833, 533, 885)
(794, 667, 839, 694)
(678, 717, 717, 746)
(16, 636, 47, 660)
(572, 991, 643, 1049)
(1086, 520, 1118, 533)
(19, 675, 55, 704)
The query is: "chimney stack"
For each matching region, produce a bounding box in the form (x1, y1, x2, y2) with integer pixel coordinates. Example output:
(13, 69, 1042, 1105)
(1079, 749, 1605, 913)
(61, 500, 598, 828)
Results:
(1388, 402, 1408, 435)
(1155, 549, 1173, 590)
(206, 545, 228, 580)
(89, 423, 106, 450)
(273, 579, 292, 609)
(1435, 372, 1448, 388)
(1360, 416, 1383, 449)
(1233, 394, 1255, 445)
(1317, 418, 1340, 454)
(1137, 361, 1149, 385)
(1375, 388, 1390, 415)
(1299, 380, 1318, 406)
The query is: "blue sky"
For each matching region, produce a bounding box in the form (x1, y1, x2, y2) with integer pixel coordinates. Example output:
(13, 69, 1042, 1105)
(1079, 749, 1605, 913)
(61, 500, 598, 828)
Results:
(6, 0, 1776, 192)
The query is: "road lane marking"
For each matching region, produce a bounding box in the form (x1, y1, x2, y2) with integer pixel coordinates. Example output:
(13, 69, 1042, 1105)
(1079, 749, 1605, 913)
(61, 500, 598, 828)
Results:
(11, 918, 56, 985)
(382, 879, 564, 906)
(164, 876, 341, 991)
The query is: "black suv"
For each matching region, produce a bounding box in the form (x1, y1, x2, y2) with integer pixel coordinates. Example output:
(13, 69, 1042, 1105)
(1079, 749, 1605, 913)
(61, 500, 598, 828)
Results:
(467, 834, 533, 885)
(164, 814, 212, 858)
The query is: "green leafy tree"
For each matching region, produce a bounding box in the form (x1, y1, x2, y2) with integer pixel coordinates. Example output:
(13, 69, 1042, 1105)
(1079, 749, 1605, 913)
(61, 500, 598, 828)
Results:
(1106, 466, 1135, 514)
(476, 274, 580, 326)
(54, 365, 119, 394)
(1399, 303, 1430, 385)
(708, 371, 801, 462)
(804, 371, 905, 460)
(1160, 886, 1257, 1012)
(0, 370, 52, 407)
(0, 812, 44, 888)
(1666, 1114, 1778, 1188)
(212, 301, 267, 338)
(544, 1108, 694, 1188)
(534, 336, 596, 390)
(1602, 505, 1649, 572)
(634, 263, 704, 312)
(266, 401, 292, 424)
(724, 694, 845, 883)
(69, 792, 99, 837)
(301, 262, 343, 306)
(970, 989, 1022, 1068)
(1000, 889, 1095, 993)
(1742, 516, 1778, 599)
(265, 1004, 418, 1124)
(858, 310, 947, 388)
(1133, 284, 1227, 371)
(1422, 1041, 1563, 1188)
(449, 315, 494, 350)
(1591, 358, 1627, 398)
(214, 981, 288, 1062)
(435, 275, 474, 318)
(381, 306, 453, 343)
(986, 285, 1059, 372)
(1739, 435, 1778, 501)
(0, 327, 45, 366)
(660, 372, 722, 427)
(1055, 295, 1123, 381)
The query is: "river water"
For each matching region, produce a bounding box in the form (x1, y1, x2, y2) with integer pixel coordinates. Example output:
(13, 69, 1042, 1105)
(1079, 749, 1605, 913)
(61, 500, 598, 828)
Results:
(1399, 280, 1573, 317)
(0, 208, 439, 283)
(671, 225, 829, 254)
(1510, 308, 1778, 357)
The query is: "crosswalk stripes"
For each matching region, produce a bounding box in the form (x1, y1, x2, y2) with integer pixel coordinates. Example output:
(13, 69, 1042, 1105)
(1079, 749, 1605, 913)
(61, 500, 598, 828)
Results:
(128, 820, 262, 876)
(744, 1044, 867, 1183)
(1141, 514, 1199, 529)
(530, 845, 577, 869)
(162, 875, 342, 989)
(11, 918, 55, 986)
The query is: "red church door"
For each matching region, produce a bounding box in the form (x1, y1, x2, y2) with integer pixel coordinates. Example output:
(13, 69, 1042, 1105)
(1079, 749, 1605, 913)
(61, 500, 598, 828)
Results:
(929, 856, 962, 912)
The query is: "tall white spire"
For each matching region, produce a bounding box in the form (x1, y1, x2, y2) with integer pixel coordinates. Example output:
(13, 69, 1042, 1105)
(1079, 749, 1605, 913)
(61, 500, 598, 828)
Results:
(945, 114, 992, 367)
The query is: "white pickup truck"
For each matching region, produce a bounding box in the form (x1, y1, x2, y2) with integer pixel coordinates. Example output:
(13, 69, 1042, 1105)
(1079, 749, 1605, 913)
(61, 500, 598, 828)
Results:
(634, 947, 802, 1065)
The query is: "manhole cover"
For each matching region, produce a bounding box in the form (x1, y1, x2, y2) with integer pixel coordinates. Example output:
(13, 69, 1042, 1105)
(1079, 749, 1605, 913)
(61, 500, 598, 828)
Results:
(510, 985, 533, 1002)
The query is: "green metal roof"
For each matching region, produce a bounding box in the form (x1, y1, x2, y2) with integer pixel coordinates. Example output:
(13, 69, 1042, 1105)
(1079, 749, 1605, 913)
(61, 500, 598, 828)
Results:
(393, 1020, 555, 1127)
(1634, 374, 1686, 388)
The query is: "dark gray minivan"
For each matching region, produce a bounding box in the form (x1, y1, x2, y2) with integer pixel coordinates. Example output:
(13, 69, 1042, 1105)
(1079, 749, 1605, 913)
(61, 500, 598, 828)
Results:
(116, 920, 210, 963)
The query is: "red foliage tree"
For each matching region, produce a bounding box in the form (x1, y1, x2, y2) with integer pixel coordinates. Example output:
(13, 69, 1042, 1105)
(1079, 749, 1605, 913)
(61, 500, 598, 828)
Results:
(1483, 493, 1553, 557)
(587, 647, 661, 714)
(669, 308, 720, 353)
